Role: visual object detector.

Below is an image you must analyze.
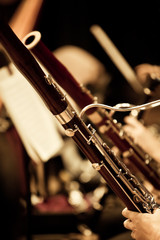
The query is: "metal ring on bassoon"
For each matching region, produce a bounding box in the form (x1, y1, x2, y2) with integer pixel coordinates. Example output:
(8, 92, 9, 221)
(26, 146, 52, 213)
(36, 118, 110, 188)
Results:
(55, 104, 76, 125)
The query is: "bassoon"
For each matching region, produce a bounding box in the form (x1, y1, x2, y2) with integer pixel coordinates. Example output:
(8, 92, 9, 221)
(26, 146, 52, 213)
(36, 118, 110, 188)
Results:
(21, 31, 160, 190)
(0, 20, 159, 213)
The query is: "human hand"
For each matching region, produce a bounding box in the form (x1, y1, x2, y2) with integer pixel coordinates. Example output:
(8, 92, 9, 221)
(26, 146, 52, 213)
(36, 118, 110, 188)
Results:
(123, 115, 160, 162)
(135, 63, 160, 84)
(122, 207, 160, 240)
(123, 115, 149, 145)
(0, 97, 2, 112)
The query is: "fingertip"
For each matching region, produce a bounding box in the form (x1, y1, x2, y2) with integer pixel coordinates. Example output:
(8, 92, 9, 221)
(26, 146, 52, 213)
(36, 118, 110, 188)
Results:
(123, 219, 127, 228)
(123, 116, 129, 122)
(122, 207, 127, 215)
